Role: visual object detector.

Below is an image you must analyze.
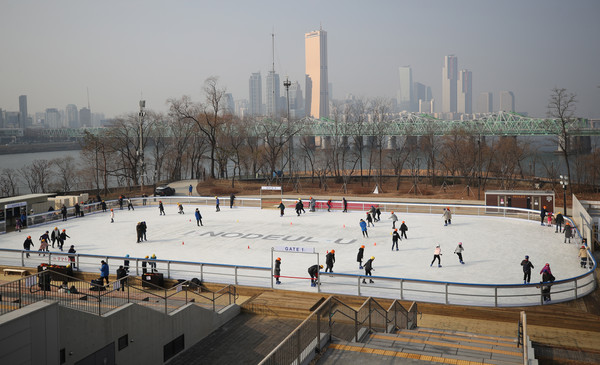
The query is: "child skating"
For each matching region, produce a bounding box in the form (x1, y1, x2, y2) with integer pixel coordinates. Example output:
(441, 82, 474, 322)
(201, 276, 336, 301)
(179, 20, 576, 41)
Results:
(454, 242, 465, 264)
(430, 245, 442, 267)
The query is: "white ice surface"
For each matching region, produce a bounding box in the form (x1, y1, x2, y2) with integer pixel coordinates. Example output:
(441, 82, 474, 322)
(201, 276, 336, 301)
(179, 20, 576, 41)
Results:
(1, 202, 588, 288)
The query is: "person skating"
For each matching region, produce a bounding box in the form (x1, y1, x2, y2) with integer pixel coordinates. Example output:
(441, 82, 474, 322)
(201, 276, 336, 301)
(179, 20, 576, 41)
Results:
(100, 260, 109, 285)
(325, 250, 335, 272)
(136, 222, 143, 243)
(578, 246, 588, 268)
(295, 200, 302, 216)
(38, 238, 49, 256)
(547, 212, 553, 227)
(51, 227, 59, 248)
(215, 196, 220, 212)
(74, 202, 81, 217)
(140, 221, 147, 241)
(39, 231, 50, 246)
(375, 207, 381, 222)
(116, 265, 127, 291)
(363, 256, 375, 284)
(178, 203, 184, 214)
(159, 201, 165, 215)
(309, 197, 316, 212)
(327, 199, 332, 212)
(359, 219, 368, 238)
(23, 235, 34, 258)
(274, 257, 282, 284)
(389, 211, 398, 229)
(150, 254, 157, 272)
(59, 229, 70, 251)
(61, 205, 67, 221)
(299, 198, 306, 214)
(68, 245, 76, 269)
(366, 212, 374, 227)
(188, 184, 193, 196)
(357, 245, 365, 269)
(540, 205, 547, 226)
(369, 206, 377, 221)
(195, 208, 203, 226)
(230, 193, 236, 208)
(15, 218, 22, 232)
(308, 264, 323, 287)
(521, 255, 534, 284)
(540, 263, 555, 302)
(564, 222, 573, 243)
(101, 200, 107, 212)
(399, 221, 408, 239)
(118, 195, 124, 210)
(454, 242, 465, 264)
(430, 245, 442, 267)
(442, 207, 452, 226)
(278, 201, 285, 217)
(342, 197, 348, 213)
(554, 212, 564, 233)
(392, 229, 401, 251)
(127, 198, 134, 211)
(110, 208, 114, 223)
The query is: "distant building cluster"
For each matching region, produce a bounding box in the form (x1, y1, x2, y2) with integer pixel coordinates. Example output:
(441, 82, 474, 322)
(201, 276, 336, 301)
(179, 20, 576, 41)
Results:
(0, 95, 107, 129)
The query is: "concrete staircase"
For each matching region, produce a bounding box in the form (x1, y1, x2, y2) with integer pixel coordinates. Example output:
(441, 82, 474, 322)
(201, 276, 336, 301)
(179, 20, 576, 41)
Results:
(319, 327, 524, 365)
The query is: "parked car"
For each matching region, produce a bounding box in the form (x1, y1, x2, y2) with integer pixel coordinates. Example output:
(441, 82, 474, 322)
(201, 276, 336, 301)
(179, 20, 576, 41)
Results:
(155, 186, 175, 196)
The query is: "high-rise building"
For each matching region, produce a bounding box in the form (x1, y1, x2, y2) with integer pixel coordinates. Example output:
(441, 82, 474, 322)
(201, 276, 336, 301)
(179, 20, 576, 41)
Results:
(19, 95, 28, 128)
(499, 91, 515, 112)
(414, 82, 433, 112)
(249, 72, 262, 116)
(442, 55, 458, 113)
(79, 107, 91, 127)
(45, 108, 61, 128)
(477, 92, 493, 113)
(457, 69, 472, 114)
(0, 109, 4, 128)
(265, 71, 280, 118)
(289, 81, 305, 119)
(223, 93, 235, 115)
(305, 28, 329, 118)
(397, 66, 413, 112)
(66, 104, 79, 128)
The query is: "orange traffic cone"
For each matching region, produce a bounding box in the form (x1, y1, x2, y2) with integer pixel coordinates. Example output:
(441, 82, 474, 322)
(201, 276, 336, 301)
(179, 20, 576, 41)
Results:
(374, 242, 377, 246)
(182, 241, 184, 245)
(247, 245, 250, 249)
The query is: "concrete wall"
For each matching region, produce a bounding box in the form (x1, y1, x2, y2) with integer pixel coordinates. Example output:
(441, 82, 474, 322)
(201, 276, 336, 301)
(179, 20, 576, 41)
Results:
(0, 300, 60, 365)
(0, 300, 239, 365)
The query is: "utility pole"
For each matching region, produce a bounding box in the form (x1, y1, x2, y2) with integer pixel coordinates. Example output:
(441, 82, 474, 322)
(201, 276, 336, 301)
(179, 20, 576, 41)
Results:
(284, 76, 292, 176)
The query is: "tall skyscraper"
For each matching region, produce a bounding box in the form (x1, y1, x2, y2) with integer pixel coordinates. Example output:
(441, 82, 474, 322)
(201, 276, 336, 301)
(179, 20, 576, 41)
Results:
(0, 109, 4, 128)
(66, 104, 79, 128)
(499, 91, 515, 112)
(249, 72, 262, 116)
(457, 69, 472, 114)
(442, 55, 458, 113)
(19, 95, 28, 128)
(397, 66, 413, 112)
(79, 107, 91, 127)
(414, 82, 433, 112)
(289, 81, 304, 119)
(305, 28, 329, 119)
(45, 108, 61, 128)
(265, 71, 280, 118)
(477, 92, 493, 113)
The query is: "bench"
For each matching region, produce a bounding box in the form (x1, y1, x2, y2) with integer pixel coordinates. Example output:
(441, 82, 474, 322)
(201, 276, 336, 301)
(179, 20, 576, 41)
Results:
(3, 269, 29, 277)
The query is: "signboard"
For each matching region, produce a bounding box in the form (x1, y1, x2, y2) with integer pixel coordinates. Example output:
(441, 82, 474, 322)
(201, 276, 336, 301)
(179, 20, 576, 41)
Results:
(261, 186, 282, 191)
(274, 246, 315, 253)
(5, 202, 27, 209)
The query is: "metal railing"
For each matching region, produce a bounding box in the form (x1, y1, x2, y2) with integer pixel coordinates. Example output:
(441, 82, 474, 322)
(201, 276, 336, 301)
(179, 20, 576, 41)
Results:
(258, 296, 417, 365)
(0, 269, 236, 317)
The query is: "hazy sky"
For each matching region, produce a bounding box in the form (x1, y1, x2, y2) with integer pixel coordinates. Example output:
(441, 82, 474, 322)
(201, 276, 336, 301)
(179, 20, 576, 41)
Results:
(1, 0, 599, 119)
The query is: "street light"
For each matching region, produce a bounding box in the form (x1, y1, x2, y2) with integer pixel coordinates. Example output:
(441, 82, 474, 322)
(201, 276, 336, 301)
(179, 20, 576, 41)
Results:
(559, 175, 569, 216)
(283, 77, 292, 176)
(138, 100, 146, 194)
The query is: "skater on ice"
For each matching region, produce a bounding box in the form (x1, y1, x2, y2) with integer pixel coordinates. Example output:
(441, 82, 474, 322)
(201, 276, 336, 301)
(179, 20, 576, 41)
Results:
(555, 212, 564, 233)
(51, 227, 59, 248)
(178, 203, 184, 214)
(308, 264, 322, 287)
(430, 245, 442, 267)
(68, 245, 77, 269)
(230, 193, 235, 208)
(327, 199, 332, 212)
(547, 212, 553, 227)
(295, 200, 302, 216)
(375, 206, 381, 222)
(389, 211, 398, 228)
(325, 250, 335, 272)
(400, 221, 408, 239)
(540, 205, 548, 226)
(454, 242, 465, 264)
(392, 229, 400, 251)
(215, 196, 220, 212)
(159, 201, 165, 215)
(362, 256, 375, 284)
(278, 201, 285, 217)
(194, 208, 203, 226)
(366, 212, 374, 227)
(342, 197, 348, 212)
(23, 235, 34, 258)
(299, 198, 306, 214)
(521, 255, 534, 284)
(274, 257, 281, 284)
(110, 208, 115, 223)
(357, 245, 365, 269)
(578, 246, 588, 268)
(442, 207, 452, 226)
(359, 219, 368, 238)
(309, 197, 316, 212)
(540, 263, 555, 302)
(564, 222, 573, 243)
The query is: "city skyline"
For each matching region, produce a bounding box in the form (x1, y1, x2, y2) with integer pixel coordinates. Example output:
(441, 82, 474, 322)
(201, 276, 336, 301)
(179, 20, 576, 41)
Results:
(1, 1, 599, 120)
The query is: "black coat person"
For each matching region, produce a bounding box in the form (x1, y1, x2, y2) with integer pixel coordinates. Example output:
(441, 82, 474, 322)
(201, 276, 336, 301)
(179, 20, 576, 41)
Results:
(325, 251, 335, 272)
(59, 230, 69, 251)
(554, 213, 564, 233)
(23, 236, 34, 258)
(116, 265, 127, 291)
(136, 223, 143, 243)
(392, 230, 401, 250)
(61, 205, 68, 221)
(363, 257, 375, 284)
(308, 264, 322, 287)
(399, 221, 408, 239)
(521, 256, 534, 284)
(540, 206, 548, 225)
(141, 221, 147, 241)
(357, 245, 365, 269)
(74, 203, 81, 217)
(230, 193, 236, 208)
(342, 197, 348, 212)
(274, 258, 281, 284)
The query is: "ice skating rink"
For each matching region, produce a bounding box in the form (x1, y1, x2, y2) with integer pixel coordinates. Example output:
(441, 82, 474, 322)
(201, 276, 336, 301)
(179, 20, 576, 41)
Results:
(0, 201, 587, 287)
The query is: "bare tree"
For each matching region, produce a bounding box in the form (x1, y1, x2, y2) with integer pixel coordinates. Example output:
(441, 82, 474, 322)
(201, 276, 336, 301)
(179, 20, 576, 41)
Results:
(20, 159, 53, 193)
(0, 168, 20, 197)
(51, 156, 80, 193)
(547, 87, 577, 197)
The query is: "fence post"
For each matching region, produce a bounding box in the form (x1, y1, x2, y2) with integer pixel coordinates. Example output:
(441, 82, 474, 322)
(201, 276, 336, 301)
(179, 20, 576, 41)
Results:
(368, 299, 372, 332)
(21, 251, 24, 267)
(234, 267, 238, 285)
(18, 279, 22, 309)
(317, 304, 321, 350)
(495, 287, 498, 307)
(165, 289, 168, 315)
(167, 261, 171, 279)
(574, 278, 578, 299)
(445, 283, 449, 304)
(355, 310, 359, 342)
(400, 279, 403, 300)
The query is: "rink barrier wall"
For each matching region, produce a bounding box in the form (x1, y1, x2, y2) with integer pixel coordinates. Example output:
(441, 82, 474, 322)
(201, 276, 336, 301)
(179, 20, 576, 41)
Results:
(0, 247, 595, 307)
(0, 196, 594, 307)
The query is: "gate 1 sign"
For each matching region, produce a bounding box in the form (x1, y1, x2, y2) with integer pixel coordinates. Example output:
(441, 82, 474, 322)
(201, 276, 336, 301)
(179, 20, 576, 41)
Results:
(274, 246, 315, 253)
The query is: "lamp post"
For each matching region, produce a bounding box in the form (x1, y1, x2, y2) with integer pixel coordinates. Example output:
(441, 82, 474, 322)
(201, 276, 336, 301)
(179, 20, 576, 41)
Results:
(138, 100, 146, 194)
(283, 77, 292, 177)
(559, 175, 569, 216)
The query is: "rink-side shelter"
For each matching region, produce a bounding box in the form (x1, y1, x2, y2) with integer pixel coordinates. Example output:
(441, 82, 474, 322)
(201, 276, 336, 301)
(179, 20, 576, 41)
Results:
(485, 190, 555, 213)
(0, 194, 54, 233)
